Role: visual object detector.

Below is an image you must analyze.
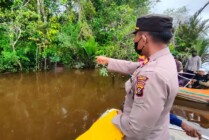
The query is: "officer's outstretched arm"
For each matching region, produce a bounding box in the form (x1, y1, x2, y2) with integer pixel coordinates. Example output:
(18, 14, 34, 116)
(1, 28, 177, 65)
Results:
(112, 71, 168, 138)
(107, 58, 142, 75)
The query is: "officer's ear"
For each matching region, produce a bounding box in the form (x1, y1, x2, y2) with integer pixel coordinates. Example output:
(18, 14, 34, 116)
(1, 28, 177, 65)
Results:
(141, 35, 147, 44)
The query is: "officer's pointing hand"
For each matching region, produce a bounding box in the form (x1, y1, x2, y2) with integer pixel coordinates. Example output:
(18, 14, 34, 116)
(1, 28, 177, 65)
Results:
(96, 56, 110, 65)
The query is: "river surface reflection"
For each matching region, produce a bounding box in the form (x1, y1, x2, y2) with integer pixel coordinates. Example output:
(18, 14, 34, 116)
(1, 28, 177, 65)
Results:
(0, 69, 208, 140)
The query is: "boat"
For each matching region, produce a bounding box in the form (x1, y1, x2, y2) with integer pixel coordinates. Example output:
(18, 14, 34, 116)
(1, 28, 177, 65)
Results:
(177, 73, 209, 104)
(172, 104, 209, 129)
(76, 109, 209, 140)
(178, 87, 209, 104)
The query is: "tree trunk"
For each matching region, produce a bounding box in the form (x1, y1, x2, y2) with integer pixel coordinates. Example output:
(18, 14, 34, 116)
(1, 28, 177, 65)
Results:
(196, 1, 209, 17)
(193, 1, 209, 19)
(37, 0, 41, 20)
(77, 1, 82, 22)
(44, 56, 47, 70)
(40, 0, 47, 23)
(14, 27, 22, 71)
(9, 20, 23, 71)
(35, 46, 39, 71)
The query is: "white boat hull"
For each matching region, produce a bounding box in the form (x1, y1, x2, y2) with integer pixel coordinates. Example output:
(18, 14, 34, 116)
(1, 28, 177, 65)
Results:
(170, 125, 209, 140)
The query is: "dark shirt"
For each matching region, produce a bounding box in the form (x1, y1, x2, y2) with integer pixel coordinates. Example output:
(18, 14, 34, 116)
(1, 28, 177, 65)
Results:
(192, 74, 208, 88)
(193, 74, 207, 81)
(206, 74, 209, 80)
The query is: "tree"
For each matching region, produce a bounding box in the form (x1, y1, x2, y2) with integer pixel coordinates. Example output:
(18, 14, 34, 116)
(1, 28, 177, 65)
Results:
(174, 1, 209, 63)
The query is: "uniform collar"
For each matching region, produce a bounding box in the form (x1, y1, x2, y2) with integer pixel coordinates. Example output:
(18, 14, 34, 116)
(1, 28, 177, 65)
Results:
(149, 47, 170, 61)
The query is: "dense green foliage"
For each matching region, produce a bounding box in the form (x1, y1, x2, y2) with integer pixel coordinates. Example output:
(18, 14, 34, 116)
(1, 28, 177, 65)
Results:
(0, 0, 150, 72)
(1, 0, 209, 73)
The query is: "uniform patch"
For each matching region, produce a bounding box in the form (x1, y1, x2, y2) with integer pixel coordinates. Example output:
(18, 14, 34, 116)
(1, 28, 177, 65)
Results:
(135, 75, 148, 97)
(137, 75, 148, 81)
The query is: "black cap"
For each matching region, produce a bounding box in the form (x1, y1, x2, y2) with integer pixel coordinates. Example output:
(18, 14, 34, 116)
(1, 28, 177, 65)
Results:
(132, 14, 173, 34)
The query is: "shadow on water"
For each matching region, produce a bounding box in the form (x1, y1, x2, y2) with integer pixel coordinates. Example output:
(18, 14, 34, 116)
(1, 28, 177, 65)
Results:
(0, 69, 208, 140)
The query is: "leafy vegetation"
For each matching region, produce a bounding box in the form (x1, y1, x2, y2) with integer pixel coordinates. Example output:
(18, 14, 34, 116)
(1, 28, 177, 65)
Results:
(0, 0, 209, 73)
(167, 2, 209, 64)
(0, 0, 150, 72)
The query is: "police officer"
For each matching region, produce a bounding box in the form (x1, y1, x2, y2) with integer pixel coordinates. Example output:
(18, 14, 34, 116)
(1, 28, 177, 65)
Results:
(96, 14, 178, 140)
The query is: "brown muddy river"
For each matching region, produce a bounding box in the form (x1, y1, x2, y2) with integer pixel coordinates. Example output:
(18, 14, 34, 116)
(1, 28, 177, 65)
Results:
(0, 69, 208, 140)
